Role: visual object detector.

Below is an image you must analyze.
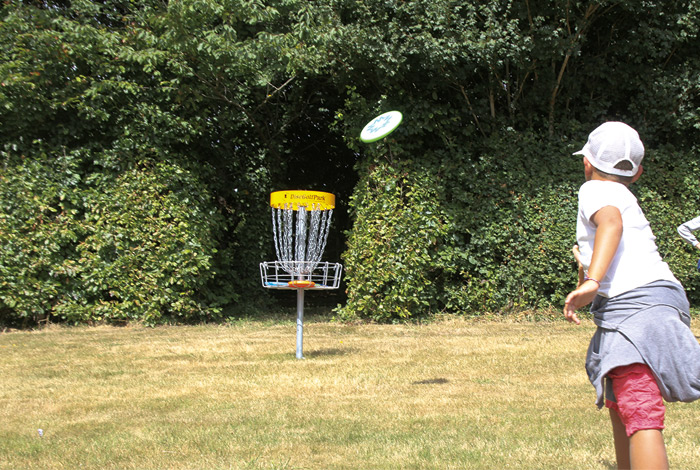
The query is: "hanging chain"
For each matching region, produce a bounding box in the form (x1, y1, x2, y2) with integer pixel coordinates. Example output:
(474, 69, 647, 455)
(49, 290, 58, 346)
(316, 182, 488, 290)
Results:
(271, 203, 333, 276)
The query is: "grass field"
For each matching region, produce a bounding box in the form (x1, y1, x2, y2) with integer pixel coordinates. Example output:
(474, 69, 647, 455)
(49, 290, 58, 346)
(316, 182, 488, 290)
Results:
(2, 314, 700, 469)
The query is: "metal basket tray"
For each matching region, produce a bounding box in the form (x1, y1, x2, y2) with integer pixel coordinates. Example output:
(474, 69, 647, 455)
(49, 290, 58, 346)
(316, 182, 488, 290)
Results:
(260, 261, 343, 290)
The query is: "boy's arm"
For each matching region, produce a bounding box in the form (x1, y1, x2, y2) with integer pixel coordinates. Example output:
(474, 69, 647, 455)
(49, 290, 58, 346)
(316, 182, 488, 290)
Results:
(677, 215, 700, 249)
(564, 206, 622, 325)
(572, 245, 584, 286)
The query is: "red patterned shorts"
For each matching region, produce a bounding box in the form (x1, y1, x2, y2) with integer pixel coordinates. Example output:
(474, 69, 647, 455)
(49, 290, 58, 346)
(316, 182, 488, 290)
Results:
(605, 363, 665, 437)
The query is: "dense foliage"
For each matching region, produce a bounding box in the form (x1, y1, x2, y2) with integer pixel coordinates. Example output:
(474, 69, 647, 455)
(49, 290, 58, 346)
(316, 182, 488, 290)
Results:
(1, 0, 700, 325)
(328, 0, 700, 320)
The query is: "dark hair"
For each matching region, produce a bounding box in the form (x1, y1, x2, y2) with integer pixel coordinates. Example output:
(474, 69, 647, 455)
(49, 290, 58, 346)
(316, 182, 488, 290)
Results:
(614, 160, 634, 172)
(593, 160, 636, 185)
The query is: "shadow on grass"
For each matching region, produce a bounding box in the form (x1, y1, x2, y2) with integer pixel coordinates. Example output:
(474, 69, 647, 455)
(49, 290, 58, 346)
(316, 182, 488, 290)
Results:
(304, 347, 358, 357)
(411, 378, 449, 385)
(598, 458, 617, 469)
(261, 347, 359, 361)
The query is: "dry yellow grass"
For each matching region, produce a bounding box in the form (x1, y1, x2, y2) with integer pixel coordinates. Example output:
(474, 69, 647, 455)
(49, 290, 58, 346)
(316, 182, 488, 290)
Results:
(1, 316, 699, 469)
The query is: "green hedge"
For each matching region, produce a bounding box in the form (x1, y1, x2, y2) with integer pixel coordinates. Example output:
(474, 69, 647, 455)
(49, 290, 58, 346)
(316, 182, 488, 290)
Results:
(3, 0, 700, 325)
(0, 153, 228, 325)
(337, 132, 700, 322)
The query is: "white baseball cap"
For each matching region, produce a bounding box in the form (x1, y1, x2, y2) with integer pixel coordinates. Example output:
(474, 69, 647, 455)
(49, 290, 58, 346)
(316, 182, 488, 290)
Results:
(573, 121, 644, 177)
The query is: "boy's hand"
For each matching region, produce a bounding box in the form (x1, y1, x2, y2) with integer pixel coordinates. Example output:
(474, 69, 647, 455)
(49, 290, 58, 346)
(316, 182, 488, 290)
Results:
(563, 281, 599, 325)
(572, 244, 583, 267)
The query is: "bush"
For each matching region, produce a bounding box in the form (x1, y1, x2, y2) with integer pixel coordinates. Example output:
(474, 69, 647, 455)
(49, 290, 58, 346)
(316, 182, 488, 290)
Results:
(336, 160, 447, 322)
(337, 129, 582, 320)
(0, 152, 227, 325)
(338, 129, 700, 321)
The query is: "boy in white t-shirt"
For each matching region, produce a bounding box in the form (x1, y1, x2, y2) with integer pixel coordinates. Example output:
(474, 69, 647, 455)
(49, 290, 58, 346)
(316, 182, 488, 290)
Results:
(564, 121, 700, 469)
(677, 215, 700, 270)
(677, 215, 700, 250)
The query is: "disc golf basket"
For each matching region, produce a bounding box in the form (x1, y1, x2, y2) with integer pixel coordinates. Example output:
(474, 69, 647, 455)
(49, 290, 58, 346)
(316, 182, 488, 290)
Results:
(260, 190, 343, 359)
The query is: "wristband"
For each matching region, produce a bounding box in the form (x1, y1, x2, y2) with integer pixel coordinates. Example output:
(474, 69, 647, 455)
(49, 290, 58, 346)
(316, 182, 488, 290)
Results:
(583, 276, 600, 287)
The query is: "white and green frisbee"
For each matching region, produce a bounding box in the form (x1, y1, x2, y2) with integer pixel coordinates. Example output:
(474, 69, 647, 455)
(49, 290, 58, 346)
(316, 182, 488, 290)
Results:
(360, 110, 403, 143)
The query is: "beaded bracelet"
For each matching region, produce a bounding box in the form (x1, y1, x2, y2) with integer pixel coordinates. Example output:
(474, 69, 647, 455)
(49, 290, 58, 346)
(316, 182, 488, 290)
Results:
(583, 276, 601, 287)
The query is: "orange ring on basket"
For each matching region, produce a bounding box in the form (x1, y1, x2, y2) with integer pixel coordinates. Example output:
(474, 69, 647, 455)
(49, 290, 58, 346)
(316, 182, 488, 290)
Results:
(288, 280, 316, 288)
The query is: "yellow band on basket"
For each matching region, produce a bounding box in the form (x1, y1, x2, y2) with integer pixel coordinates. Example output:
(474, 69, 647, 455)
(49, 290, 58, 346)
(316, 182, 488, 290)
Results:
(270, 190, 335, 211)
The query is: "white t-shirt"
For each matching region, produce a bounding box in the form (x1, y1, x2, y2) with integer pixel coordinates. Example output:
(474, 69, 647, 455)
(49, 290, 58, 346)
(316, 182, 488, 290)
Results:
(576, 180, 680, 298)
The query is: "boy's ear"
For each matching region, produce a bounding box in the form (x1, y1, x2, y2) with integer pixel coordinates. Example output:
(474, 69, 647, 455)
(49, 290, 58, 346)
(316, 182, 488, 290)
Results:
(583, 157, 594, 179)
(631, 165, 644, 183)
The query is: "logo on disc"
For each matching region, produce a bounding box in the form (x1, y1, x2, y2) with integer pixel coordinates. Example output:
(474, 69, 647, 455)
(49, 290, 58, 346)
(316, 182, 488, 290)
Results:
(360, 111, 403, 143)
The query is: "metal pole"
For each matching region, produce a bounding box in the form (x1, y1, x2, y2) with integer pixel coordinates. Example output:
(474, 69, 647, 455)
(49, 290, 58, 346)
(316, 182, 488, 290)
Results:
(296, 288, 305, 359)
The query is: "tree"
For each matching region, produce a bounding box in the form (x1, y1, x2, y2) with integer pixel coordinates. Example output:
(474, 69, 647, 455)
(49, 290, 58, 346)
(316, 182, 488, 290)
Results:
(2, 0, 700, 325)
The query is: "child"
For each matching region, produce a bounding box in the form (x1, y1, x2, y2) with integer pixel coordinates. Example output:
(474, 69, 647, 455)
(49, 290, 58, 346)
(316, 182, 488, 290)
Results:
(677, 215, 700, 251)
(677, 216, 700, 271)
(563, 121, 700, 469)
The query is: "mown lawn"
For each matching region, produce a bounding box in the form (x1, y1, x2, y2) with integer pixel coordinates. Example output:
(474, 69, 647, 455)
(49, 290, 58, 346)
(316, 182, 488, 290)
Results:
(2, 315, 699, 469)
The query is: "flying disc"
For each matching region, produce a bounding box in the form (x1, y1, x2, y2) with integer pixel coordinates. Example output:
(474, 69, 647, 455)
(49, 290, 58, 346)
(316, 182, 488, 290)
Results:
(265, 282, 289, 288)
(360, 111, 403, 143)
(288, 280, 316, 288)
